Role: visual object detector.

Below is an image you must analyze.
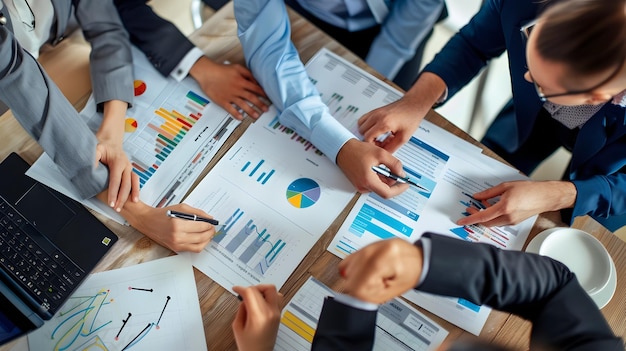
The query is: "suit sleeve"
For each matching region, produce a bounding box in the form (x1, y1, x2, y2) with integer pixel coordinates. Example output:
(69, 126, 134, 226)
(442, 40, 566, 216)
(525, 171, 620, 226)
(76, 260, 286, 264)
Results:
(74, 0, 134, 109)
(422, 0, 507, 100)
(419, 233, 623, 350)
(114, 0, 195, 77)
(312, 297, 377, 351)
(0, 28, 108, 199)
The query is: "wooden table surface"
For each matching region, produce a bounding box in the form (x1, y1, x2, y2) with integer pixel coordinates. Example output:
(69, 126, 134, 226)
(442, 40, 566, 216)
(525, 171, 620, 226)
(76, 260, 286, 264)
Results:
(1, 3, 624, 350)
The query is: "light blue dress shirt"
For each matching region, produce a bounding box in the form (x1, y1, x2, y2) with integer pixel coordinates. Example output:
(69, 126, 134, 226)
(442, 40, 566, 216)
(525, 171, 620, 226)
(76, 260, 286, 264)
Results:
(294, 0, 445, 79)
(235, 0, 356, 163)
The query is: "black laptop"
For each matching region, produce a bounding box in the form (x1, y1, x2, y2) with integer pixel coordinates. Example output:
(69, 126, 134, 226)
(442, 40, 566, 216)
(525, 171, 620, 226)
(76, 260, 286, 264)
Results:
(0, 152, 118, 345)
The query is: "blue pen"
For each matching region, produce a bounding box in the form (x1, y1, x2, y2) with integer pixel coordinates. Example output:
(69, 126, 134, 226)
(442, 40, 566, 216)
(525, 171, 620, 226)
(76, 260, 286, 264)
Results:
(462, 192, 487, 209)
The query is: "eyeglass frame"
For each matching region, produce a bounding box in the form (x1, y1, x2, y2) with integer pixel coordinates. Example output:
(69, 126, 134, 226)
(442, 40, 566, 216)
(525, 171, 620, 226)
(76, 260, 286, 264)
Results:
(520, 19, 624, 102)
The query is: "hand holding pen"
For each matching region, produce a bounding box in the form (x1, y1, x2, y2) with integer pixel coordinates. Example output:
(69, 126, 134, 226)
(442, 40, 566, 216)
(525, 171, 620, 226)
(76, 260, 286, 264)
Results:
(167, 210, 219, 225)
(371, 165, 430, 192)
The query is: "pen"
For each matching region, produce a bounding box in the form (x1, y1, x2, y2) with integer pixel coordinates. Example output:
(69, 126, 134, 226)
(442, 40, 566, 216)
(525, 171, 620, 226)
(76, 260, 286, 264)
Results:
(371, 165, 430, 192)
(462, 192, 487, 209)
(166, 210, 219, 225)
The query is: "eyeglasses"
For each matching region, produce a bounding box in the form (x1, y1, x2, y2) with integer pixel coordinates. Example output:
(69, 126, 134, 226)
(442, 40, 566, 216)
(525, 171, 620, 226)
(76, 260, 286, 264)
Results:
(520, 19, 624, 102)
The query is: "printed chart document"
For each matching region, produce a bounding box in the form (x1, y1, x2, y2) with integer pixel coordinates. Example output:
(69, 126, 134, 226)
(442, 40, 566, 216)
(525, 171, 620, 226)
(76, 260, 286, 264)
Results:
(183, 108, 356, 291)
(276, 277, 448, 351)
(28, 255, 206, 351)
(308, 49, 537, 335)
(27, 46, 238, 224)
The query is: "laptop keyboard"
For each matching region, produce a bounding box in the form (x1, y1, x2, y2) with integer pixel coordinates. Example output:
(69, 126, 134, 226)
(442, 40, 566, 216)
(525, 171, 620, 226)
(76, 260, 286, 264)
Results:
(0, 196, 84, 312)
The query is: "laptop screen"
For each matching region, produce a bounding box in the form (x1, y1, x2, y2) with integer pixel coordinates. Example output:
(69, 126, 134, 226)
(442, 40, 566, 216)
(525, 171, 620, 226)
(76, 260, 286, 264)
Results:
(0, 285, 39, 345)
(0, 309, 24, 344)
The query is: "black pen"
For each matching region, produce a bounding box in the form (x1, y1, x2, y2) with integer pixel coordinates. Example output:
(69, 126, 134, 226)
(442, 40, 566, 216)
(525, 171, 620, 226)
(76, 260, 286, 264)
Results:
(371, 165, 430, 192)
(166, 210, 219, 225)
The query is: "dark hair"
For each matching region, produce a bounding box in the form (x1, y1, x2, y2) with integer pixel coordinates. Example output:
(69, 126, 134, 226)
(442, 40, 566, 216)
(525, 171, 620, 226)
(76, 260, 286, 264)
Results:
(536, 0, 626, 81)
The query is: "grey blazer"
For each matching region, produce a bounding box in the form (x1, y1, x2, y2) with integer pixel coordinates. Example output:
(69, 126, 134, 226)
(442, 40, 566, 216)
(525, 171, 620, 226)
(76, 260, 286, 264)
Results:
(0, 0, 133, 199)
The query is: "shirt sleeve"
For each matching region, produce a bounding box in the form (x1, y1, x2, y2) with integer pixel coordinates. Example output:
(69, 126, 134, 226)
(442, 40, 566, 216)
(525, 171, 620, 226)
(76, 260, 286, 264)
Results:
(365, 0, 445, 79)
(170, 47, 204, 82)
(234, 0, 355, 162)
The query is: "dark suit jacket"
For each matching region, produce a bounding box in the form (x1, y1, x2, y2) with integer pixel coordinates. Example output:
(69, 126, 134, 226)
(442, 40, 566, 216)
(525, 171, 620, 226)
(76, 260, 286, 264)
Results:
(422, 0, 626, 226)
(313, 233, 623, 350)
(114, 0, 195, 77)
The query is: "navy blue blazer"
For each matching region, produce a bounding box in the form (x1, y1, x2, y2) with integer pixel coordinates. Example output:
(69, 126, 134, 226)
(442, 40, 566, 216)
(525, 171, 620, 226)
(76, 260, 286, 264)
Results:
(114, 0, 195, 77)
(422, 0, 626, 227)
(312, 234, 623, 350)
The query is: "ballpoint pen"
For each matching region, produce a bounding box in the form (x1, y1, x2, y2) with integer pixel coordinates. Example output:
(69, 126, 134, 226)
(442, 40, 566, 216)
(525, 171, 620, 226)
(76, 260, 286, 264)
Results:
(166, 210, 219, 225)
(371, 165, 430, 192)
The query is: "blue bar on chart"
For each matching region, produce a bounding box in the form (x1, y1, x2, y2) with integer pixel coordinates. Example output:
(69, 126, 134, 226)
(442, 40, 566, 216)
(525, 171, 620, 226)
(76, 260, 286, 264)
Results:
(348, 203, 413, 239)
(334, 240, 357, 256)
(239, 229, 269, 263)
(225, 219, 256, 253)
(371, 193, 419, 221)
(214, 208, 244, 243)
(239, 159, 275, 185)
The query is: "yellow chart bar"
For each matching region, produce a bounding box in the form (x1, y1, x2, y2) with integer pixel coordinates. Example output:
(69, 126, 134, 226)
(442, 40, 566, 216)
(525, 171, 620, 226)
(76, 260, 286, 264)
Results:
(281, 310, 315, 343)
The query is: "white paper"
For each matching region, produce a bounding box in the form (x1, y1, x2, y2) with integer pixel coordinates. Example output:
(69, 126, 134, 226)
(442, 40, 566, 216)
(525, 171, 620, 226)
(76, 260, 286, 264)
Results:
(27, 255, 206, 351)
(275, 277, 448, 351)
(27, 46, 239, 224)
(183, 109, 356, 291)
(311, 49, 537, 335)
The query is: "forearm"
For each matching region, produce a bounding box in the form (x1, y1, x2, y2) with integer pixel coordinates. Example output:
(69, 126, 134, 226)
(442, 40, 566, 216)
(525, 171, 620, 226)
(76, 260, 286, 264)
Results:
(402, 72, 447, 121)
(97, 100, 127, 144)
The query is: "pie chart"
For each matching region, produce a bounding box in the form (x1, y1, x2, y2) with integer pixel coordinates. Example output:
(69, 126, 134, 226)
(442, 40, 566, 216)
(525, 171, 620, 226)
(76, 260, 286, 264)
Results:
(125, 118, 138, 132)
(286, 178, 320, 208)
(134, 80, 147, 96)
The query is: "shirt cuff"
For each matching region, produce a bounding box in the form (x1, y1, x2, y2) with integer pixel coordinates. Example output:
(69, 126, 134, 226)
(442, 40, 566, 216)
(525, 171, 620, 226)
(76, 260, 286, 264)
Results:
(308, 114, 356, 163)
(170, 47, 204, 82)
(331, 293, 380, 311)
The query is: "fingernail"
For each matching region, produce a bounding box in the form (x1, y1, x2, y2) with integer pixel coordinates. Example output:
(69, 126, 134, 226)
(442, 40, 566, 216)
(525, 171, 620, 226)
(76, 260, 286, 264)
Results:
(109, 202, 115, 207)
(116, 207, 121, 213)
(339, 268, 346, 278)
(133, 197, 139, 202)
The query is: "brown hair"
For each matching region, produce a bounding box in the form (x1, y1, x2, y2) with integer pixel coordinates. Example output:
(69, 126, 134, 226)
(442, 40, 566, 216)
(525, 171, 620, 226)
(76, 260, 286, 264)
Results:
(536, 0, 626, 82)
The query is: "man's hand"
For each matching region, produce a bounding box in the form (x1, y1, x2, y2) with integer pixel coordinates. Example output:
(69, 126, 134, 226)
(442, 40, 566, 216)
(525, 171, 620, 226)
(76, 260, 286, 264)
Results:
(456, 180, 577, 227)
(189, 56, 269, 120)
(336, 139, 409, 198)
(232, 285, 282, 351)
(358, 72, 446, 153)
(339, 238, 423, 304)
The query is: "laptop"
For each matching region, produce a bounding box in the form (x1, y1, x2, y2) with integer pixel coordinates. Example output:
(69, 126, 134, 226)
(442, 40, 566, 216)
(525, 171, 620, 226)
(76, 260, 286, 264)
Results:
(0, 152, 118, 345)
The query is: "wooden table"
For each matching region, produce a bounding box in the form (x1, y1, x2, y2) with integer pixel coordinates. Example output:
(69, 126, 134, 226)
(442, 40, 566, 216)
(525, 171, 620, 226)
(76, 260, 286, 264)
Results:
(1, 2, 624, 350)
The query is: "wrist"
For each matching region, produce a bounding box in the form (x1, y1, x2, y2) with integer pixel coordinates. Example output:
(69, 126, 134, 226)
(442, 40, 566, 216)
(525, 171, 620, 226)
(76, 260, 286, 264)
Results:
(549, 180, 578, 211)
(189, 56, 215, 82)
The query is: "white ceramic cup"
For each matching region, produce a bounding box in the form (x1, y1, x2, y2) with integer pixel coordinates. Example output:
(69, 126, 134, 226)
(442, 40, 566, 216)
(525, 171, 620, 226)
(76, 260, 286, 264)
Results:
(538, 228, 611, 296)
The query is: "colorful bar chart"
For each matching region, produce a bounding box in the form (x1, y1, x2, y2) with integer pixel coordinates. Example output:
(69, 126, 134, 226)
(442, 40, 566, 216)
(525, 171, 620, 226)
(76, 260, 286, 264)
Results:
(267, 116, 324, 156)
(213, 208, 286, 276)
(131, 90, 205, 187)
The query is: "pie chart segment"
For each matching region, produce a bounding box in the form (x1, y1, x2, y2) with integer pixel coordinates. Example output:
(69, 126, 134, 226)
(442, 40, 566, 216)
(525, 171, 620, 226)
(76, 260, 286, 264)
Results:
(286, 178, 320, 208)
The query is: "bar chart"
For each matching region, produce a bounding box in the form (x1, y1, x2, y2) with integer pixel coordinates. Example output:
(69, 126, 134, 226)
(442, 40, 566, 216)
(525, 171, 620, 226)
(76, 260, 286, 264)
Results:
(266, 115, 324, 156)
(129, 90, 208, 187)
(213, 208, 287, 276)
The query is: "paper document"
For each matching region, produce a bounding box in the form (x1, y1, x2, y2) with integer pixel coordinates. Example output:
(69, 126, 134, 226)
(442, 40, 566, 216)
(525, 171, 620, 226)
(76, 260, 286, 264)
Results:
(27, 46, 238, 224)
(309, 49, 537, 335)
(183, 109, 356, 291)
(275, 277, 448, 351)
(28, 255, 207, 351)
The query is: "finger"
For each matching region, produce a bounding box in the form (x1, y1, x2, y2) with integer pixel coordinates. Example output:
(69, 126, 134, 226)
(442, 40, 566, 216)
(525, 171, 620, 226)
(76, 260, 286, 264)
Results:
(232, 299, 248, 331)
(381, 132, 408, 153)
(241, 92, 269, 113)
(234, 98, 260, 119)
(107, 166, 122, 208)
(456, 205, 502, 226)
(254, 284, 280, 306)
(472, 184, 506, 200)
(114, 168, 132, 211)
(235, 286, 266, 317)
(225, 103, 245, 120)
(240, 79, 269, 100)
(130, 172, 140, 202)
